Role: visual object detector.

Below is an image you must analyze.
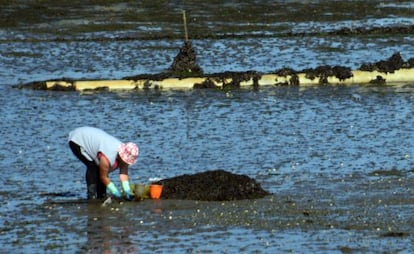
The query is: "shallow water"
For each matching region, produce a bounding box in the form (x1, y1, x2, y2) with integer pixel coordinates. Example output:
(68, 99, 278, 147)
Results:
(2, 84, 414, 253)
(1, 1, 414, 253)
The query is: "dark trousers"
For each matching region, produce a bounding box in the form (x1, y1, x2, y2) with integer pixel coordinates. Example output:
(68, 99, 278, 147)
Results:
(69, 141, 106, 199)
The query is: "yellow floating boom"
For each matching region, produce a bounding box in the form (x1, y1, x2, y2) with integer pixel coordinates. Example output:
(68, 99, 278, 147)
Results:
(41, 68, 414, 91)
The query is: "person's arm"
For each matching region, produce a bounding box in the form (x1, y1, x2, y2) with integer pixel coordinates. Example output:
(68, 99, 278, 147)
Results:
(119, 164, 129, 182)
(99, 155, 111, 185)
(119, 165, 133, 199)
(99, 155, 121, 197)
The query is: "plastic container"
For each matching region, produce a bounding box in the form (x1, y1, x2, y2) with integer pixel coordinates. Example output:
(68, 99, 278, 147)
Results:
(149, 184, 163, 199)
(135, 184, 146, 198)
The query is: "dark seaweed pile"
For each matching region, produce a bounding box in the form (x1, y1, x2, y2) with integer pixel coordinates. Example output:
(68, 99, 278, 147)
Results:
(169, 41, 203, 76)
(154, 169, 270, 201)
(359, 52, 414, 73)
(302, 65, 353, 84)
(194, 71, 261, 89)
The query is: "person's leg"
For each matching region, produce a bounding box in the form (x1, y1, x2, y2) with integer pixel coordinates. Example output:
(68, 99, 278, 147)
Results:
(96, 177, 107, 199)
(69, 141, 101, 199)
(85, 164, 100, 199)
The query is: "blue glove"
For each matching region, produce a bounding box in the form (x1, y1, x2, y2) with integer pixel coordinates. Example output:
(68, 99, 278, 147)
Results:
(107, 182, 121, 198)
(122, 181, 134, 200)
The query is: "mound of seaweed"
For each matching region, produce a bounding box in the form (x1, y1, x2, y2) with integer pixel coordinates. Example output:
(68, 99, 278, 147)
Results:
(154, 169, 270, 201)
(169, 41, 203, 76)
(359, 52, 414, 73)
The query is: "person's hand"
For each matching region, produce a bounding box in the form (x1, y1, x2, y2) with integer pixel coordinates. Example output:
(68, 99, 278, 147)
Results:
(122, 181, 134, 201)
(107, 182, 121, 198)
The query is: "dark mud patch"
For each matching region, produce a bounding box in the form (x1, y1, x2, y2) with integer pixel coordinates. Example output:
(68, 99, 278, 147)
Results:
(17, 80, 48, 90)
(380, 232, 410, 238)
(39, 192, 77, 198)
(329, 25, 414, 37)
(288, 25, 414, 38)
(153, 169, 270, 201)
(14, 79, 76, 91)
(368, 168, 405, 177)
(4, 24, 414, 43)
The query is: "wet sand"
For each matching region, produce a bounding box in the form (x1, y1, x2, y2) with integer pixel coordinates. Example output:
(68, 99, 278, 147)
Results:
(6, 170, 414, 253)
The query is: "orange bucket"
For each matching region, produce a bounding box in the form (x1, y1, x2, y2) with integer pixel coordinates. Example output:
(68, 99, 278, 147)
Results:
(149, 184, 163, 199)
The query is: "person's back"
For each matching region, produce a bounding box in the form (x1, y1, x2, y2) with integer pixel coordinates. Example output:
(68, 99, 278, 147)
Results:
(69, 126, 121, 166)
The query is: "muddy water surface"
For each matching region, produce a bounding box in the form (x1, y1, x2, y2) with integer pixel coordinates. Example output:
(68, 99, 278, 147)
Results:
(1, 1, 414, 253)
(2, 85, 414, 253)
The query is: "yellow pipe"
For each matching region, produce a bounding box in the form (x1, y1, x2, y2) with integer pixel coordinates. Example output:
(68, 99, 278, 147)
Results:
(147, 77, 209, 89)
(42, 68, 414, 91)
(46, 81, 72, 89)
(75, 80, 140, 91)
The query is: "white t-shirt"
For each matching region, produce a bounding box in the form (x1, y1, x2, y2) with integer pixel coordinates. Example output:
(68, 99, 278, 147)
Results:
(68, 126, 122, 167)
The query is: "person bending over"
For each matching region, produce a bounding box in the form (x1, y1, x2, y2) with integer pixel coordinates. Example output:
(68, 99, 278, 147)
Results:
(68, 126, 138, 200)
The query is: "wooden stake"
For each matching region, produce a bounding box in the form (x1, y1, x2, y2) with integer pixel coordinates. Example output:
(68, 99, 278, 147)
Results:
(182, 10, 188, 42)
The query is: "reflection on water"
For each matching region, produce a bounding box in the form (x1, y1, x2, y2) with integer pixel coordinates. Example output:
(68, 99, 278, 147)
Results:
(83, 203, 137, 253)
